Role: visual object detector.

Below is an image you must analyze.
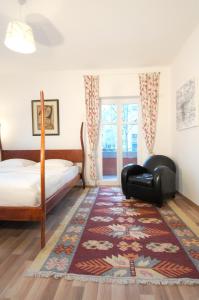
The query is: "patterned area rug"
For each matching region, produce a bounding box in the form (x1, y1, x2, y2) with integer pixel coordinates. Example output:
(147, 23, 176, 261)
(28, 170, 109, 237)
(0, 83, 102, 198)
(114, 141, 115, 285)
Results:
(27, 187, 199, 284)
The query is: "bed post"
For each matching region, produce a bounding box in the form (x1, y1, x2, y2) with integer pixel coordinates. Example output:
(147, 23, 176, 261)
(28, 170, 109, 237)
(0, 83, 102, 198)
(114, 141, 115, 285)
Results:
(40, 91, 46, 248)
(80, 122, 85, 189)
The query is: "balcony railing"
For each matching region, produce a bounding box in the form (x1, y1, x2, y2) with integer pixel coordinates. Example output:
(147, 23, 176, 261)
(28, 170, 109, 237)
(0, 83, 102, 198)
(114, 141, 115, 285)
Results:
(102, 151, 137, 176)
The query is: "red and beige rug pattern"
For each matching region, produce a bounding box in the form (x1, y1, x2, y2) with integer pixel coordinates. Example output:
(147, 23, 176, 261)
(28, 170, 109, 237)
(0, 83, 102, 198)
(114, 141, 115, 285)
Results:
(27, 187, 199, 284)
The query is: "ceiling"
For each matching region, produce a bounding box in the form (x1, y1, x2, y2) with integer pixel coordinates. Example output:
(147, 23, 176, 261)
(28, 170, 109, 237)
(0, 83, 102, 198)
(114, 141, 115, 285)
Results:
(0, 0, 199, 71)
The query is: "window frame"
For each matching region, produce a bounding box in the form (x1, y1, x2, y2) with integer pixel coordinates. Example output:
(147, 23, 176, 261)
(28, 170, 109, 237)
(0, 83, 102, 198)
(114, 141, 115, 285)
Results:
(97, 97, 141, 186)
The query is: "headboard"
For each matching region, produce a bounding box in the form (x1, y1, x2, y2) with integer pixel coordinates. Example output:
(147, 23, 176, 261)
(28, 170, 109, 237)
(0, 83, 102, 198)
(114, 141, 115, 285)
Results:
(1, 121, 85, 187)
(1, 149, 83, 163)
(0, 122, 85, 176)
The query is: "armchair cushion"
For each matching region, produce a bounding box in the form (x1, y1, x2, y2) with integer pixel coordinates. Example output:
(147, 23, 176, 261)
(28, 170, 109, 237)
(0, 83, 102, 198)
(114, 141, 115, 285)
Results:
(122, 164, 147, 178)
(128, 173, 153, 187)
(121, 164, 148, 195)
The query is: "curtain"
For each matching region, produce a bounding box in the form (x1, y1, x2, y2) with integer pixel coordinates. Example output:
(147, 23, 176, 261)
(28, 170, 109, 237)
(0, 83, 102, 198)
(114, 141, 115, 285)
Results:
(84, 75, 100, 184)
(139, 72, 160, 154)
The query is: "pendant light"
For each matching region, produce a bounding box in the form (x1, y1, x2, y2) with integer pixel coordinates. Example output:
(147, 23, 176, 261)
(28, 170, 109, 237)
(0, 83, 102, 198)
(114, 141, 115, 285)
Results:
(4, 1, 36, 54)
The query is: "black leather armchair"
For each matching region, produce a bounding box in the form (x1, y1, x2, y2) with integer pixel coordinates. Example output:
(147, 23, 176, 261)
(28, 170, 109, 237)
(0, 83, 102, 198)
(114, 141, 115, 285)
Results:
(121, 155, 176, 207)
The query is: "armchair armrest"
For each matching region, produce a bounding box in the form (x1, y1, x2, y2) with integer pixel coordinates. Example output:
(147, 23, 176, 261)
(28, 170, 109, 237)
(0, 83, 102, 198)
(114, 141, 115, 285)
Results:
(153, 165, 176, 195)
(121, 164, 147, 195)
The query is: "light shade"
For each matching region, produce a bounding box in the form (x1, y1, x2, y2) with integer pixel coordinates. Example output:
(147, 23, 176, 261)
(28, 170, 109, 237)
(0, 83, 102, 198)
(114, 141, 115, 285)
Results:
(4, 21, 36, 54)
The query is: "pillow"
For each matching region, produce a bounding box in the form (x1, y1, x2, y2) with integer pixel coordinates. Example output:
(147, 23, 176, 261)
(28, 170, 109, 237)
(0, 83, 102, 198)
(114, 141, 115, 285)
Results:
(46, 159, 73, 167)
(35, 159, 73, 168)
(0, 158, 36, 167)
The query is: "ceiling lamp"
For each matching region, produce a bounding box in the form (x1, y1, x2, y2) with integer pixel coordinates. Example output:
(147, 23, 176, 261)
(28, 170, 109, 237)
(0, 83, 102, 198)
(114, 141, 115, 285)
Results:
(4, 20, 36, 54)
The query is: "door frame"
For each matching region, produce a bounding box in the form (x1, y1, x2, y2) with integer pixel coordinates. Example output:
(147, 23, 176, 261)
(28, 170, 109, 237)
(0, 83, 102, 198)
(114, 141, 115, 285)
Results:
(97, 97, 141, 186)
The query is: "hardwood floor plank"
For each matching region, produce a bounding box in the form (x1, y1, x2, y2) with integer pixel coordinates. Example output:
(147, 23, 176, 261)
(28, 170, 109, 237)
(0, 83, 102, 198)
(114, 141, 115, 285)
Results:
(66, 281, 85, 300)
(151, 285, 170, 300)
(126, 284, 140, 300)
(23, 278, 50, 300)
(139, 296, 155, 300)
(0, 261, 31, 299)
(111, 283, 127, 300)
(164, 286, 183, 300)
(138, 285, 157, 300)
(39, 278, 60, 300)
(12, 232, 36, 255)
(53, 279, 72, 300)
(82, 282, 98, 300)
(97, 283, 111, 300)
(178, 285, 199, 300)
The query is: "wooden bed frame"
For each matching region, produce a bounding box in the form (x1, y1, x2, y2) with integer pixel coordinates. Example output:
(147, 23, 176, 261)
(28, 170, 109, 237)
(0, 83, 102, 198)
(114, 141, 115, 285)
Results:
(0, 91, 85, 248)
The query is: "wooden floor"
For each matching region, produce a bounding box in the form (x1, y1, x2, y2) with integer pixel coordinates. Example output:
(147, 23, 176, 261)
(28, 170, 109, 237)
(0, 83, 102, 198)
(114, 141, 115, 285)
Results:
(0, 188, 199, 300)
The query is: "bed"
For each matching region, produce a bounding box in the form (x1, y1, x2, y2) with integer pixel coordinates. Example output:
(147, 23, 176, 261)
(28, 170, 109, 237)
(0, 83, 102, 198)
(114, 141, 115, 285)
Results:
(0, 162, 80, 207)
(0, 91, 85, 248)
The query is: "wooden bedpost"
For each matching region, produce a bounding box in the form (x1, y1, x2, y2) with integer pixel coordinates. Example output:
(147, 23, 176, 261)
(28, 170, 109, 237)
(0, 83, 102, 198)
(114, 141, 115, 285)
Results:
(80, 122, 85, 189)
(40, 91, 46, 248)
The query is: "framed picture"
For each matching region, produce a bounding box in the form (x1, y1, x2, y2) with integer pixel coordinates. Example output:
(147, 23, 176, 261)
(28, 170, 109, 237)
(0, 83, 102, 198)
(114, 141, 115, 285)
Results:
(176, 78, 199, 130)
(31, 99, 60, 136)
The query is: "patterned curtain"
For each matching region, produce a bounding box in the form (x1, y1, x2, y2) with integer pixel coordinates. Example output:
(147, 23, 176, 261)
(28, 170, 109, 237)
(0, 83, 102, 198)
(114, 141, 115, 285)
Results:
(84, 75, 100, 184)
(139, 72, 160, 154)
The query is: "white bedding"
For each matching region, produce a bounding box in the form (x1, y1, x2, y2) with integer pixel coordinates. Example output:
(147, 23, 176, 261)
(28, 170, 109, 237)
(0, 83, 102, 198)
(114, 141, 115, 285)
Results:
(0, 165, 79, 207)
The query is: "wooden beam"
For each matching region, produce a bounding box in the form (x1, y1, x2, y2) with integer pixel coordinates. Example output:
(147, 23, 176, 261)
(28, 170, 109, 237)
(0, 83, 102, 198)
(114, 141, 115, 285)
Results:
(40, 90, 46, 248)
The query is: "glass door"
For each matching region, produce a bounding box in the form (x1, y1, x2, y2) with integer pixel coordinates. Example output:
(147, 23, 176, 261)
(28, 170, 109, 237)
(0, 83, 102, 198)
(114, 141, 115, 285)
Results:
(99, 98, 139, 185)
(101, 104, 118, 180)
(122, 104, 138, 167)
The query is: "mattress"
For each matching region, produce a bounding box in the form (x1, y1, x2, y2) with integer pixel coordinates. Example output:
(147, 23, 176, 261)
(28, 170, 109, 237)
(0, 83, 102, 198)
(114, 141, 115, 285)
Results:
(0, 165, 79, 207)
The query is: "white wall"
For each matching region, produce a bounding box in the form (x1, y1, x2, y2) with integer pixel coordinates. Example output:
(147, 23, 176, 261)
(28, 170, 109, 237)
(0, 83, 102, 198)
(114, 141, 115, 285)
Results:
(0, 67, 171, 183)
(0, 71, 85, 150)
(171, 24, 199, 205)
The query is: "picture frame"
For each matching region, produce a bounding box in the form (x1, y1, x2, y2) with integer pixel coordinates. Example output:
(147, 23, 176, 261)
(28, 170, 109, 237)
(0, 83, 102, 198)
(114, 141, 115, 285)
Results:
(176, 78, 199, 130)
(31, 99, 60, 136)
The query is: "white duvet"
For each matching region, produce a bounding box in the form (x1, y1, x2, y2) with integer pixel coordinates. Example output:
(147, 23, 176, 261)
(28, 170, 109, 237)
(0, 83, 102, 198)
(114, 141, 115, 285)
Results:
(0, 165, 79, 207)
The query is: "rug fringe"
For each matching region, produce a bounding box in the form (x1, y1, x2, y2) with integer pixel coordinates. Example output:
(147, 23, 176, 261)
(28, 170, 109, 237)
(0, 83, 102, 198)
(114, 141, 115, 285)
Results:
(26, 271, 199, 285)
